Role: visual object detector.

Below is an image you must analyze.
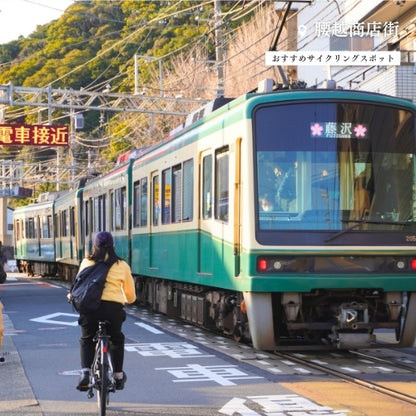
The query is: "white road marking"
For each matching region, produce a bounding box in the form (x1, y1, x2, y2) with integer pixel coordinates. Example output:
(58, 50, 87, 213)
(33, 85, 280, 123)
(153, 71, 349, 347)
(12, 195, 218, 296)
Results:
(135, 322, 164, 334)
(30, 312, 78, 326)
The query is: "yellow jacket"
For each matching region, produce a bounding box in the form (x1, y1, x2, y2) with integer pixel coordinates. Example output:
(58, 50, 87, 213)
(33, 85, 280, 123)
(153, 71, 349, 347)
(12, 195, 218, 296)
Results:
(78, 258, 136, 305)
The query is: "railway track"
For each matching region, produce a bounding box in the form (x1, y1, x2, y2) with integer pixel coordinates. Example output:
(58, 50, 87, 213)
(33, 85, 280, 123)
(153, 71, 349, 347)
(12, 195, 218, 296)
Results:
(128, 301, 416, 407)
(274, 350, 416, 406)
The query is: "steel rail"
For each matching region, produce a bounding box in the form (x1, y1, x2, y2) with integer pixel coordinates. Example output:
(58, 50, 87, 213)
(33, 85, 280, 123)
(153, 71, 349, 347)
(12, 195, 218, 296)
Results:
(274, 351, 416, 406)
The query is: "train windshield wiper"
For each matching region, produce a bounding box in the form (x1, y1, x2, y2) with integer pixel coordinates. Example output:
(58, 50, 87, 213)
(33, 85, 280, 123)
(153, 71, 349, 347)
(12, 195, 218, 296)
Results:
(325, 219, 412, 243)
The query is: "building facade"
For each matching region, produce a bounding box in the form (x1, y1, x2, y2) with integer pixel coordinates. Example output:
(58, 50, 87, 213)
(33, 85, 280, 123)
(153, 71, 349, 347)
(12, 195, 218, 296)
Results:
(293, 0, 416, 100)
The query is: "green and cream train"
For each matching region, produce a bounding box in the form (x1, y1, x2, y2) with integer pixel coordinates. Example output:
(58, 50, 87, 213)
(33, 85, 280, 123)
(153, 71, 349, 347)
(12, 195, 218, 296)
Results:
(14, 82, 416, 350)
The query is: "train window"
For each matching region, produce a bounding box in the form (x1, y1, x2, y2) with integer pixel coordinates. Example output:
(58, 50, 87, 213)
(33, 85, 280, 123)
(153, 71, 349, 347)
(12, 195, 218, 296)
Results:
(215, 147, 229, 222)
(14, 220, 20, 241)
(84, 200, 89, 236)
(53, 213, 58, 237)
(70, 207, 75, 237)
(102, 195, 107, 230)
(25, 217, 36, 238)
(133, 177, 148, 227)
(162, 168, 171, 224)
(254, 101, 416, 243)
(93, 198, 99, 232)
(202, 155, 212, 219)
(48, 215, 53, 238)
(93, 195, 106, 232)
(110, 192, 114, 231)
(61, 210, 68, 237)
(172, 165, 182, 223)
(183, 159, 193, 221)
(152, 175, 160, 226)
(41, 215, 52, 238)
(114, 187, 126, 230)
(34, 217, 38, 238)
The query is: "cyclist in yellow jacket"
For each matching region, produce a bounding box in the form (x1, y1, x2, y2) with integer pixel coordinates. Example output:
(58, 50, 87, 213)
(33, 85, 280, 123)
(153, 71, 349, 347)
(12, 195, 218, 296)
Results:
(76, 231, 136, 391)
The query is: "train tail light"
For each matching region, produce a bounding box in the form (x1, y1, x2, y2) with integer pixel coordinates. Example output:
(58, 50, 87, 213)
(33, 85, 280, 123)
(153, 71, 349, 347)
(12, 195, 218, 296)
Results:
(257, 258, 268, 272)
(410, 259, 416, 270)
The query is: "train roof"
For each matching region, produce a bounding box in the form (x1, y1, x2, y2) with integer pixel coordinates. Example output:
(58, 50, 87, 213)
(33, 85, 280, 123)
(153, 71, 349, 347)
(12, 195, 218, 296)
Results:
(80, 80, 416, 185)
(13, 198, 55, 214)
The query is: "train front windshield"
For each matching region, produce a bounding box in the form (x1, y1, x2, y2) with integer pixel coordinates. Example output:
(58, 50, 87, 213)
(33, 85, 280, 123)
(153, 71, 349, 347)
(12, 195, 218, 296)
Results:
(254, 100, 416, 244)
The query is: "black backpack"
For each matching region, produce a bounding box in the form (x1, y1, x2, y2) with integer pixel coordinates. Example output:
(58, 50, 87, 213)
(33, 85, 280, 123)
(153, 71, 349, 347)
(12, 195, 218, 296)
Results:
(67, 259, 116, 313)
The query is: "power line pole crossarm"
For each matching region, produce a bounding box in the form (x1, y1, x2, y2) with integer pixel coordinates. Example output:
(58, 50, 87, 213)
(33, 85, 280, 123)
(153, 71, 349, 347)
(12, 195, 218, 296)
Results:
(0, 83, 210, 120)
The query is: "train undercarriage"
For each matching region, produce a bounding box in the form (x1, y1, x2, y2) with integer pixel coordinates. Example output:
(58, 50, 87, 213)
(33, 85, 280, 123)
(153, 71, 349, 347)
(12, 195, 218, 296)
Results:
(17, 262, 415, 350)
(134, 276, 416, 350)
(17, 259, 78, 282)
(275, 289, 415, 349)
(134, 276, 251, 343)
(16, 259, 57, 278)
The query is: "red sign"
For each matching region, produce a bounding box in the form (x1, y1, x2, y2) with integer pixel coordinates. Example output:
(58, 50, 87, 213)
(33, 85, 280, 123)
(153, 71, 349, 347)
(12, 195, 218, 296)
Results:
(0, 124, 69, 146)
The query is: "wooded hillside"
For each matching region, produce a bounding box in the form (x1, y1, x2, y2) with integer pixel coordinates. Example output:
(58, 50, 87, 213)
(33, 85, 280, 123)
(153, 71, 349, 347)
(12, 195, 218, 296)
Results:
(0, 0, 286, 195)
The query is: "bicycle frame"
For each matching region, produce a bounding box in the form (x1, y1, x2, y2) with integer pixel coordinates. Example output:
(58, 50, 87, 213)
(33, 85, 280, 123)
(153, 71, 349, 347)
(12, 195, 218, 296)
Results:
(87, 321, 115, 416)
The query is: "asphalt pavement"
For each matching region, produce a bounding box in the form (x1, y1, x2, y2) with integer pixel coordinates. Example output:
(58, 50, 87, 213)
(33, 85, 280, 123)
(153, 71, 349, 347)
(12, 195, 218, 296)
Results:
(0, 310, 42, 415)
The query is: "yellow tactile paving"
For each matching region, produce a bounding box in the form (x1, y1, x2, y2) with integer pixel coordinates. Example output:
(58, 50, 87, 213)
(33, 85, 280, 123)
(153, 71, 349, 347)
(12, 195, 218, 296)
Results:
(281, 381, 416, 416)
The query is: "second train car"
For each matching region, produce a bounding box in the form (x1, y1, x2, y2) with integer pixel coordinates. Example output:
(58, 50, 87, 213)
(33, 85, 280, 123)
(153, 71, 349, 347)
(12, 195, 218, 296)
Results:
(14, 80, 416, 350)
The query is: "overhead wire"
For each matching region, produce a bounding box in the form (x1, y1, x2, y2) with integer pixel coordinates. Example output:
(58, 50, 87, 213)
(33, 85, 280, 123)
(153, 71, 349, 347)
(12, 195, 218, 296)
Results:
(4, 0, 384, 176)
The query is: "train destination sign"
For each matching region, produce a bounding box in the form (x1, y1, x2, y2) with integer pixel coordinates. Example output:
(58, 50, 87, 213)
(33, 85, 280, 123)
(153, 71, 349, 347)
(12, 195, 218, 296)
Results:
(0, 124, 69, 146)
(310, 122, 368, 139)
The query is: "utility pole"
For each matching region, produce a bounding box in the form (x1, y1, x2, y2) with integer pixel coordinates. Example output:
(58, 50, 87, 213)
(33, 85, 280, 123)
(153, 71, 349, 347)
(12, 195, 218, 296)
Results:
(214, 0, 225, 97)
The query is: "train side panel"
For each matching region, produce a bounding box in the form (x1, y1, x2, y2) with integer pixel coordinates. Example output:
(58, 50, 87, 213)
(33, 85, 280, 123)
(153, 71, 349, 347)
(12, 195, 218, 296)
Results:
(54, 188, 83, 281)
(81, 161, 132, 261)
(131, 106, 246, 289)
(14, 200, 56, 276)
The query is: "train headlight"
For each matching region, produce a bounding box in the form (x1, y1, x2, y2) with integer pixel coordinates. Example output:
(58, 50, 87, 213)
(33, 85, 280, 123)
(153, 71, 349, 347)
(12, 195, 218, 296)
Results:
(273, 261, 283, 270)
(396, 260, 406, 270)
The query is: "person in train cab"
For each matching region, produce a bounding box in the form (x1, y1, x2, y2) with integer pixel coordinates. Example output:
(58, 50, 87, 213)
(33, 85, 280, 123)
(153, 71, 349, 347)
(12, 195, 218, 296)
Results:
(260, 194, 275, 212)
(76, 231, 136, 392)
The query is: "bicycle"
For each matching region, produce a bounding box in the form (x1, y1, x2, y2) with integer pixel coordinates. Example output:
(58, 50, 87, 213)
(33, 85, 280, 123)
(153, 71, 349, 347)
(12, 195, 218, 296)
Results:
(87, 321, 116, 416)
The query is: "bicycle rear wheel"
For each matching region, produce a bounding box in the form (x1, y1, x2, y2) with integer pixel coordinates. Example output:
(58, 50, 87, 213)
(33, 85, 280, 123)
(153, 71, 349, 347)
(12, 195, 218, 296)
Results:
(97, 363, 109, 416)
(97, 342, 109, 416)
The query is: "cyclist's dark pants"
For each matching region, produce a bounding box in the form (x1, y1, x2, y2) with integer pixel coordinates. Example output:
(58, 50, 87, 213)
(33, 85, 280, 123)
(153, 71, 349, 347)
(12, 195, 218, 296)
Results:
(78, 301, 126, 372)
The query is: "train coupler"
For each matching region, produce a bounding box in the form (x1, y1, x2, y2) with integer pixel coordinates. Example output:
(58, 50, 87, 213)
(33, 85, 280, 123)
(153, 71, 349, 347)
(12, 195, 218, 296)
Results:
(332, 332, 376, 349)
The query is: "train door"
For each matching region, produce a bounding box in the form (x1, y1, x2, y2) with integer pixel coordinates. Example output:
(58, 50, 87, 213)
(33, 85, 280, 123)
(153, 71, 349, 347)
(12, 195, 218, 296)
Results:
(84, 198, 93, 254)
(233, 138, 242, 277)
(199, 151, 214, 274)
(149, 171, 160, 269)
(69, 206, 75, 260)
(58, 210, 64, 259)
(36, 215, 41, 257)
(14, 218, 22, 259)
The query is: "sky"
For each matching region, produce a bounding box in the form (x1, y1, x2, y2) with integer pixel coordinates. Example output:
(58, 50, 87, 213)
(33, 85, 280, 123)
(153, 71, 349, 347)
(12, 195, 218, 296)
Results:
(0, 0, 74, 44)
